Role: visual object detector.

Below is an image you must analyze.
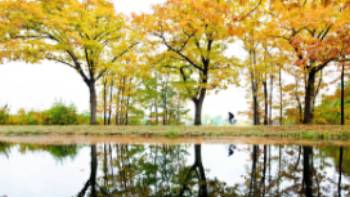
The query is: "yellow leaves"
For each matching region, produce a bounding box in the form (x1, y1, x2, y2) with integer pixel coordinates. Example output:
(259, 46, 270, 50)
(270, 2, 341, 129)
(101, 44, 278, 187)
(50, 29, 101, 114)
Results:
(0, 0, 138, 84)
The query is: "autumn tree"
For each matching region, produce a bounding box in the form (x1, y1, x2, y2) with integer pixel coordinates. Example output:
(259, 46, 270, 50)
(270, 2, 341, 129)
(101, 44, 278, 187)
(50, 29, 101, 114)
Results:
(270, 0, 350, 124)
(335, 29, 350, 125)
(135, 0, 239, 125)
(239, 0, 279, 125)
(0, 0, 136, 124)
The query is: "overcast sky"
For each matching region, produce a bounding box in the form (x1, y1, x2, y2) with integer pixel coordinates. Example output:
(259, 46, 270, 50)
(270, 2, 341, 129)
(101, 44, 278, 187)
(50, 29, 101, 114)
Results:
(0, 0, 248, 122)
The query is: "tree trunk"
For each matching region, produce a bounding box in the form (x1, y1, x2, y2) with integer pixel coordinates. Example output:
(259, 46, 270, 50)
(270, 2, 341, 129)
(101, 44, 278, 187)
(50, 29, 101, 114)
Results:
(89, 82, 97, 125)
(155, 100, 159, 125)
(269, 74, 274, 125)
(115, 86, 121, 125)
(341, 63, 345, 125)
(253, 92, 260, 125)
(298, 100, 303, 124)
(250, 69, 260, 125)
(193, 98, 204, 126)
(279, 68, 283, 125)
(103, 79, 108, 125)
(107, 79, 114, 125)
(303, 70, 316, 124)
(162, 91, 168, 125)
(125, 95, 130, 126)
(263, 81, 269, 125)
(176, 95, 181, 124)
(312, 70, 323, 115)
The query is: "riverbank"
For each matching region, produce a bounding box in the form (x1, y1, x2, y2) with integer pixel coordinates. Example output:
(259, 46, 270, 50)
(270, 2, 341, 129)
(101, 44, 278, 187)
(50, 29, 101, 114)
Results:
(0, 125, 349, 140)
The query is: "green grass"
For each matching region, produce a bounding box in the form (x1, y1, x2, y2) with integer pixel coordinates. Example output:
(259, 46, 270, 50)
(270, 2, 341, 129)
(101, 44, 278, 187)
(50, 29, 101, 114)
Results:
(0, 125, 350, 140)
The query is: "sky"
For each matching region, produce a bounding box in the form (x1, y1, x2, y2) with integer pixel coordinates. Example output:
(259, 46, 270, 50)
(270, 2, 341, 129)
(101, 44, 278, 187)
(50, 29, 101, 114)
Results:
(0, 0, 248, 122)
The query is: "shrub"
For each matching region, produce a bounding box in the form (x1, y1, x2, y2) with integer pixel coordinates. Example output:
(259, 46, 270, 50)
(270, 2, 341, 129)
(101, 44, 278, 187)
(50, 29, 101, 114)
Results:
(43, 102, 78, 125)
(0, 105, 10, 124)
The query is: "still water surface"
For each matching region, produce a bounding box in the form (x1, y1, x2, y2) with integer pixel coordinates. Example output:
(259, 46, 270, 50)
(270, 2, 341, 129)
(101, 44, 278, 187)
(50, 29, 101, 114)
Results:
(0, 142, 348, 197)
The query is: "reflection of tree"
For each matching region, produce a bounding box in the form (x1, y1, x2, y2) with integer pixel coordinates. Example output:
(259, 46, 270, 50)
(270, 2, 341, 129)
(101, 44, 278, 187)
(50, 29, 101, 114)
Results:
(85, 144, 190, 196)
(70, 143, 350, 197)
(0, 142, 13, 157)
(1, 143, 80, 160)
(238, 145, 350, 197)
(302, 146, 313, 197)
(321, 146, 348, 197)
(78, 145, 98, 197)
(75, 144, 242, 197)
(18, 144, 79, 160)
(0, 142, 349, 197)
(248, 145, 259, 197)
(179, 144, 208, 197)
(339, 147, 343, 197)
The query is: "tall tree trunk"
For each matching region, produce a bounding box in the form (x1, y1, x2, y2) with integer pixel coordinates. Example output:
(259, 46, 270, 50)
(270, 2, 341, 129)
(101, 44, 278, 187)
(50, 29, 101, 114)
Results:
(89, 82, 97, 125)
(279, 68, 283, 125)
(103, 79, 108, 125)
(176, 94, 181, 124)
(341, 63, 345, 125)
(155, 99, 159, 125)
(125, 95, 130, 126)
(193, 98, 204, 126)
(269, 74, 274, 125)
(303, 146, 313, 197)
(107, 79, 114, 125)
(253, 93, 260, 125)
(298, 103, 303, 124)
(162, 90, 168, 125)
(295, 78, 303, 123)
(312, 70, 323, 116)
(115, 87, 121, 125)
(119, 77, 126, 125)
(263, 81, 269, 125)
(250, 70, 260, 125)
(303, 70, 316, 124)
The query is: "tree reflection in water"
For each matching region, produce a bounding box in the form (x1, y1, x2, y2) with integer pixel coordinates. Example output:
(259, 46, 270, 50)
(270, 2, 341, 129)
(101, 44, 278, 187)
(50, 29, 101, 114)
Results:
(0, 142, 349, 196)
(71, 144, 349, 197)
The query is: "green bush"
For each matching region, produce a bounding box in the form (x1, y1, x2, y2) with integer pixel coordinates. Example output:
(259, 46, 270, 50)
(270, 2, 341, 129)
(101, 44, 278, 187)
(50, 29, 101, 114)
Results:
(43, 102, 79, 125)
(0, 105, 10, 124)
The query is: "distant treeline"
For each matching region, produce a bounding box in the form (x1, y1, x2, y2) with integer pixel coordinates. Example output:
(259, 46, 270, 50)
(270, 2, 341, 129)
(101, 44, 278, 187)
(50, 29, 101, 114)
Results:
(0, 102, 90, 125)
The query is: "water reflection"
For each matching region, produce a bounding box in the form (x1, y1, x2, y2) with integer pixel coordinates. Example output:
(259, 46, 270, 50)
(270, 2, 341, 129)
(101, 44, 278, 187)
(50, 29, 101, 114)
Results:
(0, 142, 349, 197)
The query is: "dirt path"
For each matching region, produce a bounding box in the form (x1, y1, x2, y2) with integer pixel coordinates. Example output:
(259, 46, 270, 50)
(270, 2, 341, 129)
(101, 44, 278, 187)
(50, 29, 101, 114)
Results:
(0, 134, 349, 146)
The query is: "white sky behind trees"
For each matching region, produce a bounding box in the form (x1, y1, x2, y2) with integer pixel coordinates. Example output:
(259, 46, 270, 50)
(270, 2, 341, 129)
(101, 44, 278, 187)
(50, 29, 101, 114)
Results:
(0, 0, 250, 123)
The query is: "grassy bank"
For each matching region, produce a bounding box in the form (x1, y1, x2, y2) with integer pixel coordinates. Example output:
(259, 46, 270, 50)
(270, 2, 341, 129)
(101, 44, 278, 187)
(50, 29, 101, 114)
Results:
(0, 125, 350, 140)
